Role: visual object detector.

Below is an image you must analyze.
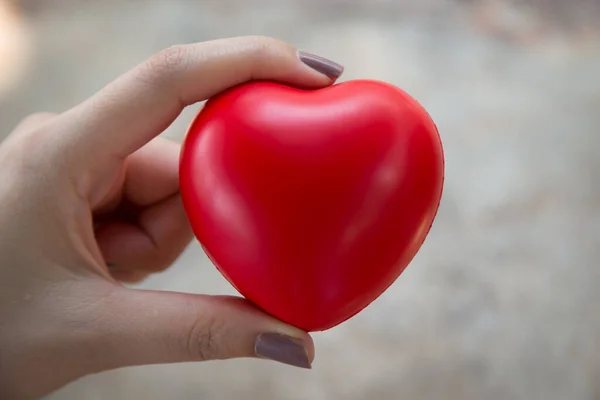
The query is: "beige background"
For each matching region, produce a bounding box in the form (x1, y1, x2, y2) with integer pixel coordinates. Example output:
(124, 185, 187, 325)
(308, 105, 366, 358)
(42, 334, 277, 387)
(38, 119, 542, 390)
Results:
(1, 1, 600, 399)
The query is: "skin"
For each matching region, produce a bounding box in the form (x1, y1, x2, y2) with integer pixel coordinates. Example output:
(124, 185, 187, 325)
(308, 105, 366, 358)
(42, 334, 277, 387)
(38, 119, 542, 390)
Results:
(0, 36, 339, 399)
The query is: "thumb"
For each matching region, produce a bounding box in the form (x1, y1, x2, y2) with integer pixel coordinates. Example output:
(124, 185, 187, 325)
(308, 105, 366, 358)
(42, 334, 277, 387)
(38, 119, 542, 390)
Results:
(93, 287, 314, 371)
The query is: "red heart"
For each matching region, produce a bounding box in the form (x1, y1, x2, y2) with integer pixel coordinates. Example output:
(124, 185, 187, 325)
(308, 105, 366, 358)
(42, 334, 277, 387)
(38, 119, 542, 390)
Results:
(180, 80, 444, 332)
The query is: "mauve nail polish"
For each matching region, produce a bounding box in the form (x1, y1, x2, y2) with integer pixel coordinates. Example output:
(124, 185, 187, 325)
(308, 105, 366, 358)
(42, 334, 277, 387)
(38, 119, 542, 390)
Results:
(255, 333, 312, 369)
(297, 51, 344, 79)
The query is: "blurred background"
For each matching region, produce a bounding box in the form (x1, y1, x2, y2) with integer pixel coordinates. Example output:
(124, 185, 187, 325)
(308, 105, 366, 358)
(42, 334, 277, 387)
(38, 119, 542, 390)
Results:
(2, 0, 600, 399)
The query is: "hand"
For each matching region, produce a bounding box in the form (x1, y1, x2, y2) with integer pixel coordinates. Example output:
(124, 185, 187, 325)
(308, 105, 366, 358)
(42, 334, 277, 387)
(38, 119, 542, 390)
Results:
(0, 36, 344, 399)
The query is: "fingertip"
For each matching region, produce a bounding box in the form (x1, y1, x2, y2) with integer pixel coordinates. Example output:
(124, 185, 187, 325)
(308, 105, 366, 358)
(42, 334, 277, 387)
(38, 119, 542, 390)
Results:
(296, 50, 344, 82)
(302, 333, 316, 364)
(208, 296, 315, 367)
(269, 319, 314, 361)
(238, 35, 341, 89)
(254, 332, 313, 369)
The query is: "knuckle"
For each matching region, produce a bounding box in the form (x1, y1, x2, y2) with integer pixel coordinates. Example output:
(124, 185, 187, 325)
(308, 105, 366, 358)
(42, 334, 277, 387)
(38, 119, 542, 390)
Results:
(157, 44, 188, 71)
(241, 36, 284, 74)
(140, 44, 188, 83)
(0, 123, 62, 196)
(14, 125, 53, 152)
(3, 115, 58, 165)
(7, 112, 57, 143)
(18, 112, 56, 129)
(185, 311, 227, 361)
(245, 35, 279, 58)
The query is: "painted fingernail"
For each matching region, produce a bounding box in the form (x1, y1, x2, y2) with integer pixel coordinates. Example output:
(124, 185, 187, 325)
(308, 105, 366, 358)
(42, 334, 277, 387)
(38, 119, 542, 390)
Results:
(297, 51, 344, 79)
(255, 333, 311, 369)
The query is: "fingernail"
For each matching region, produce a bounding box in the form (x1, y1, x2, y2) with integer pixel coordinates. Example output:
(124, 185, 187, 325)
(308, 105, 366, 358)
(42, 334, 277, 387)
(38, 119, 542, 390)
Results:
(255, 333, 311, 369)
(297, 51, 344, 79)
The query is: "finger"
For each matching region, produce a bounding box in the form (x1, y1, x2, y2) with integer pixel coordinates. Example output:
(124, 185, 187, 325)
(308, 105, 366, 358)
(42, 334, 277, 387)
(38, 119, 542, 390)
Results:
(93, 288, 314, 370)
(91, 136, 180, 214)
(124, 137, 180, 206)
(95, 195, 192, 273)
(59, 36, 343, 162)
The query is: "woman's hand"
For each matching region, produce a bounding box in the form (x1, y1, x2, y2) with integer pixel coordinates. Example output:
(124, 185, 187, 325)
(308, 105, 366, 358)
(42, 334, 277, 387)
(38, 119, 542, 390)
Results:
(0, 36, 343, 399)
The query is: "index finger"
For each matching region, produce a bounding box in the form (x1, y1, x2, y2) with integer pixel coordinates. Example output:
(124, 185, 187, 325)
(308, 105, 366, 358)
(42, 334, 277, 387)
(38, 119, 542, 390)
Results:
(58, 36, 343, 161)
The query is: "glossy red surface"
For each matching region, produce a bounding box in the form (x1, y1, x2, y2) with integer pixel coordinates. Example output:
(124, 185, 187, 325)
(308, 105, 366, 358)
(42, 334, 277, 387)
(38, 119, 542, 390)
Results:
(180, 80, 444, 331)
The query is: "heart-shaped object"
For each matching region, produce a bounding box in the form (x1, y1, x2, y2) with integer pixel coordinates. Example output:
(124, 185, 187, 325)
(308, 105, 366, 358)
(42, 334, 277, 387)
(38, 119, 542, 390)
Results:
(180, 80, 444, 331)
